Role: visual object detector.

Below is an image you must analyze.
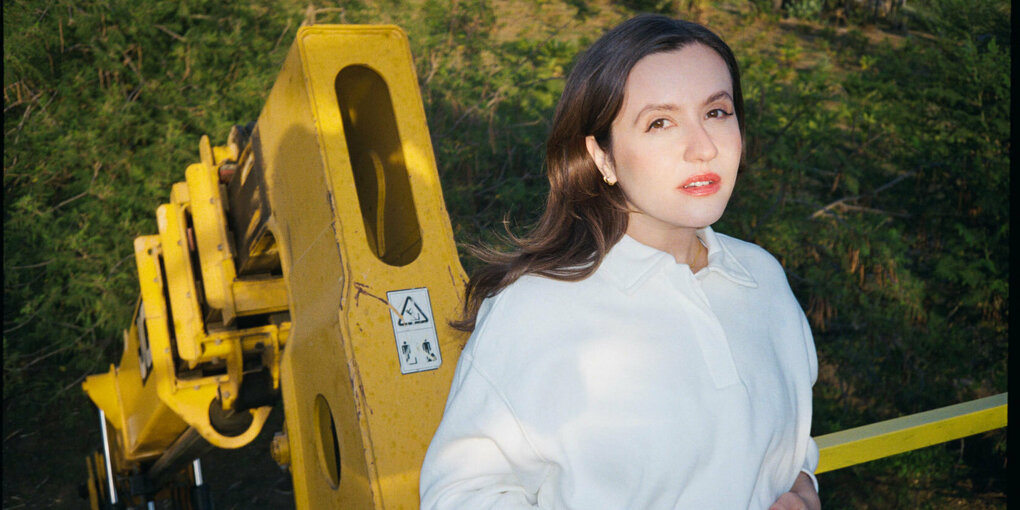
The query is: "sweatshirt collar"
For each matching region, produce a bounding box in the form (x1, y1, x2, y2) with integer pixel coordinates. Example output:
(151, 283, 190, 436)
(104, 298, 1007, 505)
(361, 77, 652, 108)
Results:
(599, 226, 758, 293)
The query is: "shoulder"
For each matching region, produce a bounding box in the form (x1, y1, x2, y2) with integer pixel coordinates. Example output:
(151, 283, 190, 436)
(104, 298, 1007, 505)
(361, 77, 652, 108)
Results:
(464, 273, 599, 359)
(713, 232, 790, 288)
(478, 273, 596, 327)
(714, 231, 778, 263)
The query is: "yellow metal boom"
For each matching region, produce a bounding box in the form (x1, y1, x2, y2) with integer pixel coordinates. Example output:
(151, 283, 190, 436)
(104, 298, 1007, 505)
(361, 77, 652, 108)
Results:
(83, 24, 468, 508)
(816, 393, 1007, 473)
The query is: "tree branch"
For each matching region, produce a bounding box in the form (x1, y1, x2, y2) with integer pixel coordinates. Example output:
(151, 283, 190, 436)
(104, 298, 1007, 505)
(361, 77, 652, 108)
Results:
(810, 171, 915, 219)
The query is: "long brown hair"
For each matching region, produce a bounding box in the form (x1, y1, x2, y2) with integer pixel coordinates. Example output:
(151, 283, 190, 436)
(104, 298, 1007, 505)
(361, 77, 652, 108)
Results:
(454, 14, 745, 331)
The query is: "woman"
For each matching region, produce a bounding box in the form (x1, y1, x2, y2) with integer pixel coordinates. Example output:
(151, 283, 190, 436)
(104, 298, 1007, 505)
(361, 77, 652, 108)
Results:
(421, 14, 819, 510)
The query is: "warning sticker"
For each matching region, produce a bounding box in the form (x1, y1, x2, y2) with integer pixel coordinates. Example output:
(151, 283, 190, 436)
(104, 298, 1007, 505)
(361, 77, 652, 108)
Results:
(397, 296, 430, 326)
(386, 287, 442, 374)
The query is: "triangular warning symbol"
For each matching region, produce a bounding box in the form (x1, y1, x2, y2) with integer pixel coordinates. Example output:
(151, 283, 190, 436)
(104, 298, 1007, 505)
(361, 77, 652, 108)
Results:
(398, 296, 429, 326)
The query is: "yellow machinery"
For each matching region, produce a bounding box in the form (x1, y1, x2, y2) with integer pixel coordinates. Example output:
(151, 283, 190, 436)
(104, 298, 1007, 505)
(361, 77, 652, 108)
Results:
(81, 22, 1007, 510)
(82, 24, 469, 508)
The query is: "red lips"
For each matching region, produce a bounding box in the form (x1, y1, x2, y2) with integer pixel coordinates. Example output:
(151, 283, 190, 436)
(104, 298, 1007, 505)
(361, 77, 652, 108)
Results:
(679, 173, 721, 196)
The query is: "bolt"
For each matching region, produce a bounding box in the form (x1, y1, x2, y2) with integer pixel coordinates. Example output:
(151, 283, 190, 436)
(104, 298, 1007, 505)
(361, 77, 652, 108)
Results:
(271, 432, 291, 467)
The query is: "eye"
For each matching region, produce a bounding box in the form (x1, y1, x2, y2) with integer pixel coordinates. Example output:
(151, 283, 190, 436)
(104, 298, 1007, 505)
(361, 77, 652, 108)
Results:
(647, 118, 672, 131)
(705, 108, 730, 118)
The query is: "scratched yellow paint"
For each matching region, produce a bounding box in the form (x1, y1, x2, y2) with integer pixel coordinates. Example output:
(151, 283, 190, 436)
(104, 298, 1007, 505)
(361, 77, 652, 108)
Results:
(256, 25, 470, 509)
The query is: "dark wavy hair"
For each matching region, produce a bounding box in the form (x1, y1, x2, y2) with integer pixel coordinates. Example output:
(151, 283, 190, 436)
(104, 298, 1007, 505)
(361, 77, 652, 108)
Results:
(454, 14, 745, 330)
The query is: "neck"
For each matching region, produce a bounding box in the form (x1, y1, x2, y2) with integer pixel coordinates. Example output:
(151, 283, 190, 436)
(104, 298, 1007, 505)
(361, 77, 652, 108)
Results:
(625, 221, 707, 271)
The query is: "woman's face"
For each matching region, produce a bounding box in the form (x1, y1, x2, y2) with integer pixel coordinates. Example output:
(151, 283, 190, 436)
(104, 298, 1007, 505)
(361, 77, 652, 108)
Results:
(586, 44, 741, 239)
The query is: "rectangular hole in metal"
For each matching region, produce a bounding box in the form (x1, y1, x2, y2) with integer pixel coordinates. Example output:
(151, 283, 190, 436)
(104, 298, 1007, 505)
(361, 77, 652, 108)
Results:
(336, 65, 422, 266)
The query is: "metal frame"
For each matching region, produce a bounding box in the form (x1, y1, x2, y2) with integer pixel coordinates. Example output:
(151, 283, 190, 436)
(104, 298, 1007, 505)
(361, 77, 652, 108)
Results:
(815, 392, 1007, 473)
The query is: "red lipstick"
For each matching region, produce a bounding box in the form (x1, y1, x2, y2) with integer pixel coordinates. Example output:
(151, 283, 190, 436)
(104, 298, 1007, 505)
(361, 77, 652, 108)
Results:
(679, 173, 721, 196)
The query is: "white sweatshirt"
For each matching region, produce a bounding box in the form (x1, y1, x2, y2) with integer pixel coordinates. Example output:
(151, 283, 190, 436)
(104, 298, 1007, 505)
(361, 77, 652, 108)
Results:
(421, 227, 819, 509)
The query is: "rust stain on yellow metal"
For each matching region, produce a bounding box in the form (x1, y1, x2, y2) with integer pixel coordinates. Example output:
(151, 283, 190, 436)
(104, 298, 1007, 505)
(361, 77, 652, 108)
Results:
(815, 392, 1008, 473)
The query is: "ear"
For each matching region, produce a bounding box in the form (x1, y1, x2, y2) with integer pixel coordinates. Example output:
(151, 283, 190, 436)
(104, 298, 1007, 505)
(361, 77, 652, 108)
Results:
(585, 135, 617, 185)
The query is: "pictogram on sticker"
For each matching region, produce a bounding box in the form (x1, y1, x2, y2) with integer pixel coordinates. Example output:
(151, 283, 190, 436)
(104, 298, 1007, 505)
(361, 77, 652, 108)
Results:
(397, 296, 430, 326)
(386, 287, 442, 374)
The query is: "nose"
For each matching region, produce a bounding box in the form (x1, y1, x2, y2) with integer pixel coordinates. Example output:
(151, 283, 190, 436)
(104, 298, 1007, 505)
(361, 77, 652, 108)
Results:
(683, 123, 718, 162)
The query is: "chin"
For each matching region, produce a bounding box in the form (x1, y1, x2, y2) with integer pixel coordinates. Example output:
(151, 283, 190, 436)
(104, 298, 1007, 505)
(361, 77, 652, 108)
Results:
(685, 210, 727, 229)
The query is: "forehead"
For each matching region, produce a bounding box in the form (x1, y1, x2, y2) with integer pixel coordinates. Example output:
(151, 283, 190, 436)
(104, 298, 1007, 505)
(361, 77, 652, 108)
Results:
(620, 44, 733, 109)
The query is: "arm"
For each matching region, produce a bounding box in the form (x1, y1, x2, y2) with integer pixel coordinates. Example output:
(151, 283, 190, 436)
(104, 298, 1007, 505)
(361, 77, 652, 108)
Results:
(420, 353, 546, 510)
(770, 310, 822, 509)
(769, 472, 820, 510)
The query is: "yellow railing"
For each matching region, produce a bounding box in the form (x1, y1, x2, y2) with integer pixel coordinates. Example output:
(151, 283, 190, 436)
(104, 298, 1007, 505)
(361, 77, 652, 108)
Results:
(815, 392, 1008, 473)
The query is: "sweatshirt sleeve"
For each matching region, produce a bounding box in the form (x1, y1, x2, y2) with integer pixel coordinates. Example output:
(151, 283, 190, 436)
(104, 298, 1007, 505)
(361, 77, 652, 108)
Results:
(800, 437, 820, 492)
(798, 310, 820, 492)
(420, 352, 547, 510)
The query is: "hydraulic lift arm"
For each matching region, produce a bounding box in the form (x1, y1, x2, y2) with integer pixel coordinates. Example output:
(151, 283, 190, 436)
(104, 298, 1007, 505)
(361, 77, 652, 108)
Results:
(82, 25, 469, 509)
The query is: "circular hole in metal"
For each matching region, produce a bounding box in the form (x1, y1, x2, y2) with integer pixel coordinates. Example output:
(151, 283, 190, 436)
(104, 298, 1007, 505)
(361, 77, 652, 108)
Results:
(313, 394, 341, 488)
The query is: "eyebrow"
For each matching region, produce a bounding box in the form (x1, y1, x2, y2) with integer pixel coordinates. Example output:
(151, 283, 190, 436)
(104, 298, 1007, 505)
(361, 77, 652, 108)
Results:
(631, 91, 734, 126)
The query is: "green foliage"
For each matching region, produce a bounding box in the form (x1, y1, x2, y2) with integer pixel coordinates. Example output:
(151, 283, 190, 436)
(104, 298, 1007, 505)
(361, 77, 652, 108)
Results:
(907, 0, 1010, 44)
(3, 0, 303, 404)
(617, 0, 680, 14)
(726, 3, 1008, 414)
(397, 0, 591, 263)
(786, 0, 824, 20)
(3, 0, 1008, 507)
(718, 4, 1008, 507)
